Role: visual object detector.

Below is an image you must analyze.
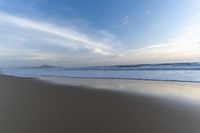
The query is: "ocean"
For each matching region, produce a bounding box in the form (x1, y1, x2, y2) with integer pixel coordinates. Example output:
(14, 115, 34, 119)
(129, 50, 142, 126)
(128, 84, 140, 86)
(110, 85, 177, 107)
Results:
(2, 63, 200, 83)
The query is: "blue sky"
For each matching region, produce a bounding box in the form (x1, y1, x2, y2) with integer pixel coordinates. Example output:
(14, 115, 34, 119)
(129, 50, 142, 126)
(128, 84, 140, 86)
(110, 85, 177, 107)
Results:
(0, 0, 200, 67)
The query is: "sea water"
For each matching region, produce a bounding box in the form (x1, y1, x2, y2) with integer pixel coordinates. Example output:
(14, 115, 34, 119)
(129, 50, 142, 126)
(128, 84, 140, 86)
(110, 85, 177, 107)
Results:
(2, 63, 200, 83)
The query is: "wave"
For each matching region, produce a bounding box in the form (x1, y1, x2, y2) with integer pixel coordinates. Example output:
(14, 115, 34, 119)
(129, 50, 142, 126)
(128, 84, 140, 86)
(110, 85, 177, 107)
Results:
(2, 66, 200, 83)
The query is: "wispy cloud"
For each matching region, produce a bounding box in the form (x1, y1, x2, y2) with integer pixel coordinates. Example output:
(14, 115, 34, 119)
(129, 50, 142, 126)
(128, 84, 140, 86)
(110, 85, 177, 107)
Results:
(0, 11, 116, 56)
(120, 42, 200, 64)
(122, 16, 129, 25)
(118, 15, 200, 64)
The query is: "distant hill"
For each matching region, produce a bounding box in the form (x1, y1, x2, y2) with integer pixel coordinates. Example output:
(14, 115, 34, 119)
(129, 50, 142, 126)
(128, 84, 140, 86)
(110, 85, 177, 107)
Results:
(20, 65, 63, 69)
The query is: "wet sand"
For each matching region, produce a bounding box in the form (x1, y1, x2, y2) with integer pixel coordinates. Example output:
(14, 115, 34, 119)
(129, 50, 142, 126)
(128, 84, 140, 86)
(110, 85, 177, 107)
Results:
(1, 75, 200, 133)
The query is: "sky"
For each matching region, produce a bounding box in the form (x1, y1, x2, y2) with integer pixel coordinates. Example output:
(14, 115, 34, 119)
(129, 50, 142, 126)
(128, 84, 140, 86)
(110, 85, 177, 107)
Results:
(0, 0, 200, 67)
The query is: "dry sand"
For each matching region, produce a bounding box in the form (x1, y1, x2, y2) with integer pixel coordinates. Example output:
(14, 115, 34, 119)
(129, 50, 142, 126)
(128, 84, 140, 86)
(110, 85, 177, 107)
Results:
(1, 75, 200, 133)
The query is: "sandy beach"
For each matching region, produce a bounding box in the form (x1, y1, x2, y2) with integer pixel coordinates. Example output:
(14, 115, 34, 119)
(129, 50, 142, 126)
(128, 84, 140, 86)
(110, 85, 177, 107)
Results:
(1, 75, 200, 133)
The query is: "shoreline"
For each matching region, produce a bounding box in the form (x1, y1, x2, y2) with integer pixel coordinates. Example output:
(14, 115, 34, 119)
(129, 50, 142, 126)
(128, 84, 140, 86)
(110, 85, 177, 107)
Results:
(38, 75, 200, 84)
(39, 76, 200, 104)
(3, 72, 200, 84)
(1, 74, 200, 133)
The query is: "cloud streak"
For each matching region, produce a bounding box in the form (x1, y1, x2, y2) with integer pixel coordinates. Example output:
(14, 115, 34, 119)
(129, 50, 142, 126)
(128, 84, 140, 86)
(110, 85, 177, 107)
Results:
(114, 14, 200, 64)
(0, 11, 115, 56)
(122, 16, 129, 25)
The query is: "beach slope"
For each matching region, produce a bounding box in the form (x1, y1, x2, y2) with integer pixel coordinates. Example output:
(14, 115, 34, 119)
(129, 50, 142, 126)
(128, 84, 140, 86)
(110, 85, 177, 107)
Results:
(0, 75, 200, 133)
